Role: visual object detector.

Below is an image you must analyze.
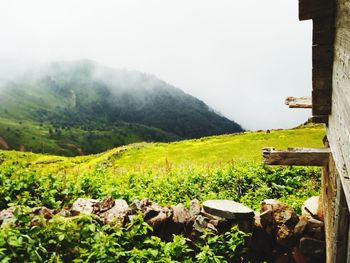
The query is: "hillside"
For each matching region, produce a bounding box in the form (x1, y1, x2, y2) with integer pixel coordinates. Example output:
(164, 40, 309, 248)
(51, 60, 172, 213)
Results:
(0, 60, 243, 155)
(0, 124, 325, 262)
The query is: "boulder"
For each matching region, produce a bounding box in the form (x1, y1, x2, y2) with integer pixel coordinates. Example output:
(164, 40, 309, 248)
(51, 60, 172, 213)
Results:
(172, 204, 190, 224)
(261, 199, 299, 228)
(71, 198, 98, 214)
(31, 207, 54, 220)
(93, 196, 115, 214)
(294, 216, 308, 236)
(99, 199, 129, 224)
(302, 196, 321, 219)
(203, 200, 254, 220)
(0, 207, 17, 225)
(189, 199, 201, 216)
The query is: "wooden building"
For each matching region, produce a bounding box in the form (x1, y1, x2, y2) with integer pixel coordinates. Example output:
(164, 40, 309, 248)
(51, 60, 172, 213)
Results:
(264, 0, 350, 261)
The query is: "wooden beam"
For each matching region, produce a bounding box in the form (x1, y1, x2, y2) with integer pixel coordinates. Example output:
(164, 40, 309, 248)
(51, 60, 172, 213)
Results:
(262, 147, 330, 166)
(285, 96, 312, 108)
(312, 89, 332, 115)
(299, 0, 335, 21)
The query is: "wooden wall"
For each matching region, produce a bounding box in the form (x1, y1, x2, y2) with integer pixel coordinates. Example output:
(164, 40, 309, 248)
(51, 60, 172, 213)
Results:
(324, 0, 350, 261)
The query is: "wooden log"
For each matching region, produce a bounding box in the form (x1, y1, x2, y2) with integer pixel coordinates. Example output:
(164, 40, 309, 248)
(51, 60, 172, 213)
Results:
(285, 96, 312, 108)
(299, 0, 335, 21)
(262, 147, 330, 166)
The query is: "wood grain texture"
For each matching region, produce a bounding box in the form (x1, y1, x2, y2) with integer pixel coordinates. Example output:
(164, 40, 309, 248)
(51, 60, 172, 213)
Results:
(262, 147, 330, 166)
(285, 96, 312, 108)
(299, 0, 335, 21)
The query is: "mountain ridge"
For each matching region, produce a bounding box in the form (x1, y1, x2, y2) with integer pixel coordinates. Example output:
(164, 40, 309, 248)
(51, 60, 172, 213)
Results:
(0, 60, 243, 155)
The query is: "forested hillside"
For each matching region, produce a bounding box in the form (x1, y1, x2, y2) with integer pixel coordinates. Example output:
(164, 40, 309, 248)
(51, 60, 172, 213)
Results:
(0, 60, 243, 155)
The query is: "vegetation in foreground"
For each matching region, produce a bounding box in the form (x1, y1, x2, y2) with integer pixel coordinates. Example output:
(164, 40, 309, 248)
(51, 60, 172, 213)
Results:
(0, 125, 325, 261)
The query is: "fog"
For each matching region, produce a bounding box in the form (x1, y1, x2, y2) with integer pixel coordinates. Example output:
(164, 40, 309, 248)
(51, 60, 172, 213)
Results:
(0, 0, 312, 130)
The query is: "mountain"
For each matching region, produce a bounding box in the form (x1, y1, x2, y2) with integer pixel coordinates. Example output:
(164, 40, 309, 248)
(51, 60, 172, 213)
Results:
(0, 60, 243, 155)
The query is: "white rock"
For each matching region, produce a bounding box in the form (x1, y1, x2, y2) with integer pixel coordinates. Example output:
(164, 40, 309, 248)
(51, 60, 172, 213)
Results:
(203, 200, 254, 220)
(71, 198, 99, 214)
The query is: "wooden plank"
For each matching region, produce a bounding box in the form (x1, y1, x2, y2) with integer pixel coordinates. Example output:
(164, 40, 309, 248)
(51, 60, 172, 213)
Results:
(312, 67, 332, 91)
(285, 96, 312, 108)
(331, 176, 349, 262)
(313, 45, 334, 68)
(312, 89, 332, 115)
(299, 0, 335, 21)
(262, 147, 330, 166)
(313, 17, 335, 46)
(308, 115, 328, 124)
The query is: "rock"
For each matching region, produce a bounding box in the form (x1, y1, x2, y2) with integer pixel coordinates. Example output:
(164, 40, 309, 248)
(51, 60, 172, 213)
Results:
(203, 200, 254, 220)
(57, 208, 79, 217)
(294, 216, 308, 236)
(302, 196, 321, 219)
(172, 204, 190, 224)
(306, 218, 325, 240)
(31, 207, 54, 220)
(261, 199, 299, 228)
(189, 199, 201, 216)
(0, 207, 17, 225)
(140, 198, 153, 212)
(299, 237, 325, 259)
(146, 206, 172, 231)
(260, 210, 273, 229)
(276, 224, 295, 247)
(71, 198, 99, 214)
(193, 215, 209, 232)
(99, 199, 129, 224)
(93, 196, 115, 214)
(127, 200, 141, 215)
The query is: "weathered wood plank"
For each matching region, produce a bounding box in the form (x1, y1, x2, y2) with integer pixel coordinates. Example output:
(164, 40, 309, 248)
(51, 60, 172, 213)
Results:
(312, 89, 332, 115)
(262, 147, 330, 166)
(299, 0, 335, 21)
(313, 45, 334, 68)
(285, 96, 312, 108)
(312, 67, 332, 91)
(313, 17, 335, 46)
(331, 175, 349, 262)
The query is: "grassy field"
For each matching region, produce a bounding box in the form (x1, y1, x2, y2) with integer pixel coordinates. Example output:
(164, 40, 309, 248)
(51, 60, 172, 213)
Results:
(0, 124, 325, 209)
(0, 124, 326, 262)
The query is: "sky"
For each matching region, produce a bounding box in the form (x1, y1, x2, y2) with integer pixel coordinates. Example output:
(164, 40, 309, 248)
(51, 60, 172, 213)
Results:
(0, 0, 312, 130)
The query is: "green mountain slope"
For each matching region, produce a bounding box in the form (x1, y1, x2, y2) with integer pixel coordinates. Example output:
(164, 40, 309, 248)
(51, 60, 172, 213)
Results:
(0, 124, 325, 210)
(0, 60, 243, 155)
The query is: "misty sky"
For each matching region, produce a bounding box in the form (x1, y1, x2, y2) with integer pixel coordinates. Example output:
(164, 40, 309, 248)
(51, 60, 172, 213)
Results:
(0, 0, 312, 130)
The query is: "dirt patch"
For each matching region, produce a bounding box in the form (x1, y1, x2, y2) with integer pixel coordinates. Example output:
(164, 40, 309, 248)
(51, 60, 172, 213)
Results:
(66, 143, 84, 155)
(0, 136, 9, 150)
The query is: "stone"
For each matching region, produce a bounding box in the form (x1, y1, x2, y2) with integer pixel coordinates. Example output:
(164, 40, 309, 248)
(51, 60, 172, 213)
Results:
(99, 199, 129, 224)
(203, 200, 254, 220)
(276, 224, 295, 247)
(127, 200, 141, 215)
(146, 206, 172, 229)
(0, 207, 17, 225)
(93, 196, 115, 214)
(193, 215, 209, 232)
(261, 199, 298, 228)
(31, 207, 54, 220)
(294, 216, 308, 236)
(260, 210, 273, 228)
(172, 204, 190, 224)
(71, 198, 99, 214)
(299, 237, 325, 259)
(189, 199, 201, 216)
(302, 196, 320, 218)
